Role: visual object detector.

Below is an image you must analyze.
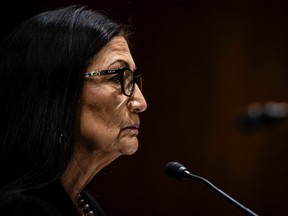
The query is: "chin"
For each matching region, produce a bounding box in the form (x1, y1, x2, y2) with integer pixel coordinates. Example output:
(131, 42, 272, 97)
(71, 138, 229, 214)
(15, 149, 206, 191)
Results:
(121, 140, 139, 155)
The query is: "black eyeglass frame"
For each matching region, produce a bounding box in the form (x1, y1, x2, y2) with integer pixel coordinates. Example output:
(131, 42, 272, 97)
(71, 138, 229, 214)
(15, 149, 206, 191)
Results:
(84, 67, 142, 97)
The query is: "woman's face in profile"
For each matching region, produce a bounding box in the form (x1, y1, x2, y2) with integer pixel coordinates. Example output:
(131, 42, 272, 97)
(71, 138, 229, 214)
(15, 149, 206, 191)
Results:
(77, 36, 147, 157)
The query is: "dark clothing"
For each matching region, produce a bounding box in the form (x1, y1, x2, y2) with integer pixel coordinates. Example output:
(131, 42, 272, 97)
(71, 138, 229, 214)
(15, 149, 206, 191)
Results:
(0, 181, 105, 216)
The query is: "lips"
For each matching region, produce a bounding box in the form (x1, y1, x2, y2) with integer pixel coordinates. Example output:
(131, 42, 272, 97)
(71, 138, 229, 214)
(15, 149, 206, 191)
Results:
(123, 123, 140, 130)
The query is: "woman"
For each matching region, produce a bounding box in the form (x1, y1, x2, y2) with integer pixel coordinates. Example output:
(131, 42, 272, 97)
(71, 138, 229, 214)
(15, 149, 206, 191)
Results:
(0, 5, 147, 216)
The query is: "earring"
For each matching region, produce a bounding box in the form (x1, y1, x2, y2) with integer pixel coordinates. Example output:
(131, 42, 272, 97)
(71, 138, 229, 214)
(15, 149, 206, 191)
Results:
(59, 133, 63, 144)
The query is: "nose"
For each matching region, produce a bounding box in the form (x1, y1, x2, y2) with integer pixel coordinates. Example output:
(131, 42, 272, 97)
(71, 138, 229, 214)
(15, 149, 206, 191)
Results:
(128, 84, 147, 113)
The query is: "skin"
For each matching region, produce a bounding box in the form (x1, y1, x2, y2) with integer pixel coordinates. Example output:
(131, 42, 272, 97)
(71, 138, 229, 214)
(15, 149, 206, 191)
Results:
(60, 36, 147, 210)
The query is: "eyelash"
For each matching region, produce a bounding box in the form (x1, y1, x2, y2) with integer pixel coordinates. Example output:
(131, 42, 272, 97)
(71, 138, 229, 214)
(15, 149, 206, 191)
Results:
(110, 74, 121, 84)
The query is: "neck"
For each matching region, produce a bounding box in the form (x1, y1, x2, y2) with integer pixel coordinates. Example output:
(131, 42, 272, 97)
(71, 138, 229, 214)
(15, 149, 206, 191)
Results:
(60, 147, 121, 204)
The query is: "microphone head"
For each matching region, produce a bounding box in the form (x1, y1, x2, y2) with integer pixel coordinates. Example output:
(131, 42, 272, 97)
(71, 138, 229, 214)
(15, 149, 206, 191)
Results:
(165, 161, 190, 179)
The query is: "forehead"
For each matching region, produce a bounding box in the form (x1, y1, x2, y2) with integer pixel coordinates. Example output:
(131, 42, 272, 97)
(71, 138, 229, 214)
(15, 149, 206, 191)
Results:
(87, 36, 136, 71)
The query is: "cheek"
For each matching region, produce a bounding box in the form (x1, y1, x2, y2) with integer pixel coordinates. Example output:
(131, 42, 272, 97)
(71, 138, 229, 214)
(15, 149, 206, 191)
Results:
(78, 87, 126, 150)
(82, 85, 118, 128)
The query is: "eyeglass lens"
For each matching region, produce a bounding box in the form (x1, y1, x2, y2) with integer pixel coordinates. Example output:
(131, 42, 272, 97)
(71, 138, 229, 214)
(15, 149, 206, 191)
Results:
(123, 70, 133, 95)
(123, 69, 142, 96)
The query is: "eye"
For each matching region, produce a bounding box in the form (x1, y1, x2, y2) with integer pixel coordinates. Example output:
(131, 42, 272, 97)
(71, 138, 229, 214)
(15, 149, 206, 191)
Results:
(110, 74, 121, 84)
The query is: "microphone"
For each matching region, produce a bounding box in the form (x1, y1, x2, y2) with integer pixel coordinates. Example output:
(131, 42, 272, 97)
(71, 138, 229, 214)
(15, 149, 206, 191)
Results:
(237, 101, 288, 132)
(165, 162, 258, 216)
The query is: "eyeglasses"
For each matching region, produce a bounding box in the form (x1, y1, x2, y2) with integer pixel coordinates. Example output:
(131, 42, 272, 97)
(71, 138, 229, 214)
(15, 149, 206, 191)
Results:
(84, 67, 143, 97)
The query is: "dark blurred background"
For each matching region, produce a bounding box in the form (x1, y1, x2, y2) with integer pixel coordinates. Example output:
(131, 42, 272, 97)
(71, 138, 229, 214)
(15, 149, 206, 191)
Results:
(2, 0, 288, 215)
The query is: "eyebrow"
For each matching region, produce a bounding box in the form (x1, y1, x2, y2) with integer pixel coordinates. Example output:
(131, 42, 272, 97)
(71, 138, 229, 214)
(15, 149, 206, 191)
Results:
(108, 59, 136, 71)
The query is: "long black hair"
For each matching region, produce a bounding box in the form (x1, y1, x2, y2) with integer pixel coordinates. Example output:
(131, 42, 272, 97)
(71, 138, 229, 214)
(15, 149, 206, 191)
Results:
(0, 5, 130, 193)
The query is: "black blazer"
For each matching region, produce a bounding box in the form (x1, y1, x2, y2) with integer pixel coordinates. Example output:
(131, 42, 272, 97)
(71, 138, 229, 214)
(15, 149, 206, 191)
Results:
(0, 180, 105, 216)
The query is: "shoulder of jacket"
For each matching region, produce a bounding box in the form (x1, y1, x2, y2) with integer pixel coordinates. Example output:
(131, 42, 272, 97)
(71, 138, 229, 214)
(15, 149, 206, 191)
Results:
(0, 192, 63, 216)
